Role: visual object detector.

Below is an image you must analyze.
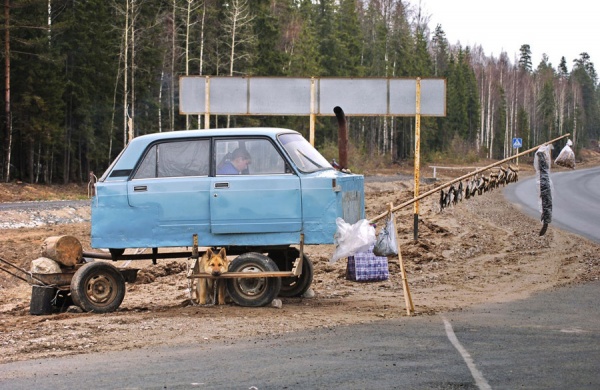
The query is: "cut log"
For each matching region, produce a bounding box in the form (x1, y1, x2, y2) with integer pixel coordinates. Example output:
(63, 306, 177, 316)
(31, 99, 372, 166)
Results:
(40, 236, 83, 267)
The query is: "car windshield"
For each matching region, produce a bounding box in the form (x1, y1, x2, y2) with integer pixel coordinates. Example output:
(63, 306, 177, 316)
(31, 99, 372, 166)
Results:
(278, 133, 333, 173)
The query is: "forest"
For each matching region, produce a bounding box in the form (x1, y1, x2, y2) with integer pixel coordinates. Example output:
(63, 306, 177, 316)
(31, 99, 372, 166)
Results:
(1, 0, 598, 184)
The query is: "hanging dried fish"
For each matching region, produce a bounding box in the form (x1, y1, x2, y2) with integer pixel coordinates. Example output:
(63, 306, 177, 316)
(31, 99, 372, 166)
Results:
(534, 145, 553, 236)
(439, 189, 446, 212)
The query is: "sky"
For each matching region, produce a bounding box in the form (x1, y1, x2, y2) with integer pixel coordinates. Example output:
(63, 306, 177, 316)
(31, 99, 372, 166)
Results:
(413, 0, 599, 71)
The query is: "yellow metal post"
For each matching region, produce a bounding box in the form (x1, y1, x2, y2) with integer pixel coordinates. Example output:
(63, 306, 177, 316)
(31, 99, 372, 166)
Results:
(413, 78, 421, 241)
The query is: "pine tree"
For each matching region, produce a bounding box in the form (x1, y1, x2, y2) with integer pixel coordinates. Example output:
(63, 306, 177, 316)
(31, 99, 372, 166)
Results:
(287, 0, 321, 77)
(9, 0, 67, 183)
(251, 0, 288, 76)
(55, 0, 119, 182)
(518, 44, 532, 72)
(558, 56, 568, 77)
(572, 53, 600, 141)
(411, 25, 432, 77)
(431, 24, 449, 77)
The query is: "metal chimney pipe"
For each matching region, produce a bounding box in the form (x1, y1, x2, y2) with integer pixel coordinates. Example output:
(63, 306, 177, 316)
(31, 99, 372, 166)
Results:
(333, 106, 348, 169)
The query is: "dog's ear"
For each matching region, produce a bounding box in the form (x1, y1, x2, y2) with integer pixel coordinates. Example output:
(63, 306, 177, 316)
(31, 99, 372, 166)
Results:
(205, 248, 213, 257)
(218, 247, 227, 259)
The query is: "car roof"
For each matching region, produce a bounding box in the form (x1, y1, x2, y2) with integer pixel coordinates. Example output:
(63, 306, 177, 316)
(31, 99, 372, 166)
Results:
(133, 127, 299, 143)
(103, 128, 302, 177)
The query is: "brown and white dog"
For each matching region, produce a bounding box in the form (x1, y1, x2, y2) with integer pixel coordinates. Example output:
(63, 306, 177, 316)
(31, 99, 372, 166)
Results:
(197, 247, 229, 305)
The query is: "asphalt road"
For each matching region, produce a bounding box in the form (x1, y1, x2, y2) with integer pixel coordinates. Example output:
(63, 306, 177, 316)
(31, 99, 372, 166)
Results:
(504, 165, 600, 243)
(1, 281, 599, 389)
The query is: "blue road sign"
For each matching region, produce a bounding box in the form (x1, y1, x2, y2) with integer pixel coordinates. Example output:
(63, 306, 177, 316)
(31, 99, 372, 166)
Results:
(512, 137, 523, 148)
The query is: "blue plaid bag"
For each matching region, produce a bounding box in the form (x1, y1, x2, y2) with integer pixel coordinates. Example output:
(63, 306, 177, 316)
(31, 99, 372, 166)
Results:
(346, 244, 389, 282)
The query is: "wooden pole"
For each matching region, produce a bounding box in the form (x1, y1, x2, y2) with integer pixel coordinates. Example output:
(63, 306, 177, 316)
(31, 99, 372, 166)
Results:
(4, 0, 12, 182)
(370, 133, 571, 224)
(309, 77, 315, 146)
(413, 78, 421, 241)
(388, 203, 414, 316)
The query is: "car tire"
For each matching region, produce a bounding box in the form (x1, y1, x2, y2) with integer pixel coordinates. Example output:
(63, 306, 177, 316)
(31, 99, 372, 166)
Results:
(274, 254, 314, 298)
(70, 262, 126, 313)
(226, 253, 281, 307)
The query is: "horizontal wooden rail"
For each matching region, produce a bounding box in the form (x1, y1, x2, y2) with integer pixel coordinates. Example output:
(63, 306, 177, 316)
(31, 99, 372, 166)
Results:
(187, 271, 296, 279)
(188, 255, 303, 279)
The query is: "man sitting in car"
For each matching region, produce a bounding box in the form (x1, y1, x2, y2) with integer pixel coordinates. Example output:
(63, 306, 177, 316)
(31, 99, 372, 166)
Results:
(217, 148, 251, 175)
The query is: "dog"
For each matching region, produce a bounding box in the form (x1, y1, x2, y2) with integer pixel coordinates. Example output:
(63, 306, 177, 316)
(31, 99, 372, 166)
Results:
(196, 247, 229, 305)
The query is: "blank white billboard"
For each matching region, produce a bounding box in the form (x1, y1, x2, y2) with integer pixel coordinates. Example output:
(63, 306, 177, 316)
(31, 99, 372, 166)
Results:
(179, 76, 445, 117)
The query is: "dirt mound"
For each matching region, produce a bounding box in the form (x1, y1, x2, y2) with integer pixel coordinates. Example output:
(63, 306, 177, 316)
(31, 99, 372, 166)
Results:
(0, 183, 87, 203)
(135, 261, 188, 284)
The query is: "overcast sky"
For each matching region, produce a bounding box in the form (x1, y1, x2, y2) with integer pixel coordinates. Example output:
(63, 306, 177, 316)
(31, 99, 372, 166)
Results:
(413, 0, 598, 71)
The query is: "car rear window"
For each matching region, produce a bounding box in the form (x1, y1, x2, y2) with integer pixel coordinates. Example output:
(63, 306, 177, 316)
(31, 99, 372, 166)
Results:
(134, 139, 210, 179)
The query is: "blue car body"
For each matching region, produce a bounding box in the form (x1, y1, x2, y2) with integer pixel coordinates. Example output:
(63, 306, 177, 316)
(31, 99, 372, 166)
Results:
(91, 128, 364, 251)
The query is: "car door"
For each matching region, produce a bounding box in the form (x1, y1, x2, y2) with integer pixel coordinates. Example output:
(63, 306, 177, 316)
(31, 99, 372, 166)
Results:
(127, 138, 211, 245)
(210, 138, 302, 234)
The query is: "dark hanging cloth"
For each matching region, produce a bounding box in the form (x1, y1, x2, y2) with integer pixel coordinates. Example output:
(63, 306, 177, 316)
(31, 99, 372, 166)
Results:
(536, 149, 552, 236)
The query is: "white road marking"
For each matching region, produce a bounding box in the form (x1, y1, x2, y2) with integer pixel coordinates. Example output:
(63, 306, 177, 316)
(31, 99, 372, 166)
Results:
(560, 327, 586, 333)
(441, 315, 492, 390)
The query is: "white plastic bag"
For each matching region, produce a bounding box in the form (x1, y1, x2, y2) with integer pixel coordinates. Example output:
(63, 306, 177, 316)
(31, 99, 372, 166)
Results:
(330, 218, 376, 263)
(555, 139, 575, 169)
(373, 214, 398, 257)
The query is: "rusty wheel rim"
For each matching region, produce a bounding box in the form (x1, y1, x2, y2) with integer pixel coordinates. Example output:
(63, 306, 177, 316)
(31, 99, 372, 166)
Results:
(85, 274, 117, 305)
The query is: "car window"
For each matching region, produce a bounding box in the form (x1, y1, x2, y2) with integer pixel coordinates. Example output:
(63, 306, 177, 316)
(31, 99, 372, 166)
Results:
(134, 139, 210, 179)
(215, 138, 286, 176)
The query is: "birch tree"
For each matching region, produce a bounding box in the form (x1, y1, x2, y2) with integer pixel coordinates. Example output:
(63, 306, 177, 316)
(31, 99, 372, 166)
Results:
(223, 0, 255, 77)
(222, 0, 255, 127)
(197, 0, 206, 128)
(182, 0, 203, 130)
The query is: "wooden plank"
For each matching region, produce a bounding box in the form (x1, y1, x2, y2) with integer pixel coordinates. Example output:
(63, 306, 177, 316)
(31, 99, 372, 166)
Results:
(398, 246, 414, 316)
(388, 203, 414, 315)
(187, 271, 295, 279)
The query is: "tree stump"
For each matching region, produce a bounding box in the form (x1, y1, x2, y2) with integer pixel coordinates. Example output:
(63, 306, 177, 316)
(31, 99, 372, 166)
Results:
(40, 236, 83, 267)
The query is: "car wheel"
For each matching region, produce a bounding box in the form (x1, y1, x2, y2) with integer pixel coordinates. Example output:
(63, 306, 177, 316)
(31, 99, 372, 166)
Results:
(226, 253, 281, 307)
(70, 262, 126, 313)
(275, 254, 314, 298)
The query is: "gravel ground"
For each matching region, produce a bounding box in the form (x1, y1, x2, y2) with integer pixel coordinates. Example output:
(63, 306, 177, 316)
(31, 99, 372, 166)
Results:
(0, 200, 90, 229)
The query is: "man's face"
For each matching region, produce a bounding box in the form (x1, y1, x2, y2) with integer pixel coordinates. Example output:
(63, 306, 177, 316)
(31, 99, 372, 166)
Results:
(232, 155, 251, 171)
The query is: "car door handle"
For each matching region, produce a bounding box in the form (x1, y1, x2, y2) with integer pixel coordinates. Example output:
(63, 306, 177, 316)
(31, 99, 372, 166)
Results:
(214, 182, 229, 189)
(133, 186, 147, 192)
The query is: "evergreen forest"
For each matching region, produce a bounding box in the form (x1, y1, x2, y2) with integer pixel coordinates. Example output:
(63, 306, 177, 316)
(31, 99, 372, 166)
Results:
(1, 0, 598, 184)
